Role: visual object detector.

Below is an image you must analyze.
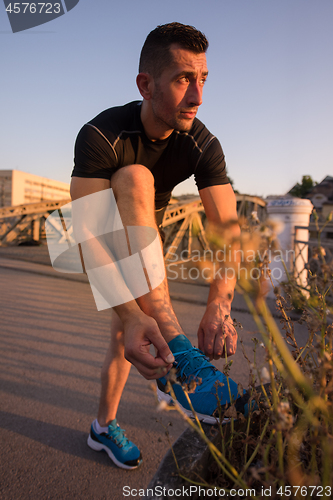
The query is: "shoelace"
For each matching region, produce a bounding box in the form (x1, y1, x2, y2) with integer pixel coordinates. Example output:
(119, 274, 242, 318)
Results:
(173, 347, 223, 392)
(107, 424, 130, 448)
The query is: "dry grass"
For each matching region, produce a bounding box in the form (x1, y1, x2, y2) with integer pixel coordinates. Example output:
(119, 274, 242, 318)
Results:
(157, 211, 333, 499)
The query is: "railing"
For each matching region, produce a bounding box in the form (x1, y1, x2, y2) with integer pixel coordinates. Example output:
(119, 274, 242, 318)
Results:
(294, 223, 333, 302)
(0, 194, 266, 258)
(0, 199, 71, 246)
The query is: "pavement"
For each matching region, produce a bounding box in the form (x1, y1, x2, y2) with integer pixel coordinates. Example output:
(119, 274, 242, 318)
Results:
(0, 246, 310, 500)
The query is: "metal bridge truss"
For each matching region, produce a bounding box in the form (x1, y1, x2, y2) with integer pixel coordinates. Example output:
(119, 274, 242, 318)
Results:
(0, 194, 266, 260)
(0, 199, 71, 246)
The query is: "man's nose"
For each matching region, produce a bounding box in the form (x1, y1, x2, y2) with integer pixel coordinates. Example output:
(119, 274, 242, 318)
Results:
(187, 81, 203, 107)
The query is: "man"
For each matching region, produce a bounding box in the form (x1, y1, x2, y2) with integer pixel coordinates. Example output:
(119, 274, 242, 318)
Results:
(71, 23, 249, 470)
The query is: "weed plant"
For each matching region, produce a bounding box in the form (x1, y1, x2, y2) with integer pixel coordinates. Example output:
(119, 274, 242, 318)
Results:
(156, 212, 333, 499)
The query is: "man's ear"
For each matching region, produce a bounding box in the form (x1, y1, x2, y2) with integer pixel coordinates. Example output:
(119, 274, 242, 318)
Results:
(136, 72, 154, 100)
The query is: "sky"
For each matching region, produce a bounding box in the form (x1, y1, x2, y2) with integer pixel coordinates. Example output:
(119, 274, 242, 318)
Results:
(1, 0, 332, 198)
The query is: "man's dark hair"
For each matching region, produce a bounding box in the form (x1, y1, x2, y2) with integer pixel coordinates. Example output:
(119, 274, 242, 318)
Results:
(139, 22, 209, 78)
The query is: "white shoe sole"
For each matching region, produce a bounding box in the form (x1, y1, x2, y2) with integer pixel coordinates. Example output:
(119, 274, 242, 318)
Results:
(87, 434, 142, 470)
(156, 387, 230, 425)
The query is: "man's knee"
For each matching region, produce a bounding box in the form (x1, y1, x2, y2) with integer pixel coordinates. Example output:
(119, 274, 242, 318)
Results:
(111, 165, 154, 195)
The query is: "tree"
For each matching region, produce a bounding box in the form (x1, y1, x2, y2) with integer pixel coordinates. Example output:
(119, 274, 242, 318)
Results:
(289, 175, 317, 198)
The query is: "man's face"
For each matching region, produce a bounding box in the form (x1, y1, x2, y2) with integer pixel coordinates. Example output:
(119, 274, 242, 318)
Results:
(150, 44, 208, 133)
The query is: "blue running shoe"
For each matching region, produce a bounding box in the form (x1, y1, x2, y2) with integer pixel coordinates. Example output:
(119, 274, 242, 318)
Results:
(157, 334, 253, 424)
(87, 419, 142, 469)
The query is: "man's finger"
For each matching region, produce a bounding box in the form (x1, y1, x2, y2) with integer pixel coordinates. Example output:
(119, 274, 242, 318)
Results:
(149, 333, 175, 365)
(212, 333, 226, 359)
(197, 328, 204, 352)
(155, 364, 173, 378)
(132, 352, 173, 380)
(218, 326, 237, 357)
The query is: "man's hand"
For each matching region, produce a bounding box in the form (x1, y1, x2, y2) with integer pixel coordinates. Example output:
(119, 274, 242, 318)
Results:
(197, 301, 237, 360)
(122, 311, 174, 380)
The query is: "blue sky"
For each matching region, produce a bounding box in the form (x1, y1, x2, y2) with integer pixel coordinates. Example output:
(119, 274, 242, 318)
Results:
(1, 0, 332, 198)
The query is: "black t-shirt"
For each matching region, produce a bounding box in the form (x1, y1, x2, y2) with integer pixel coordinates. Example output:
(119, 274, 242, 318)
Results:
(72, 101, 229, 211)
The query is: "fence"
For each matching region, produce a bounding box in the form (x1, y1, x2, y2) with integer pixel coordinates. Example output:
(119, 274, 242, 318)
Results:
(294, 222, 333, 302)
(0, 194, 266, 254)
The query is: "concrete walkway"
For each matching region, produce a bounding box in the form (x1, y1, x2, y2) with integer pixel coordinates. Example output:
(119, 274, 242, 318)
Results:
(0, 249, 309, 500)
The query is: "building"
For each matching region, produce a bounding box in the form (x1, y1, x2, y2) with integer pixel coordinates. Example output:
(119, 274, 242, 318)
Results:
(0, 169, 70, 207)
(305, 175, 333, 220)
(287, 175, 333, 221)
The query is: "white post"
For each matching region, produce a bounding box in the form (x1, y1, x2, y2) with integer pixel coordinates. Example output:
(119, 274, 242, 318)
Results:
(266, 197, 313, 297)
(32, 217, 41, 242)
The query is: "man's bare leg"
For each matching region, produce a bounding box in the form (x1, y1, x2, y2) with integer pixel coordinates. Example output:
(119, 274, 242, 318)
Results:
(88, 305, 142, 470)
(95, 164, 185, 426)
(97, 311, 131, 427)
(111, 164, 184, 343)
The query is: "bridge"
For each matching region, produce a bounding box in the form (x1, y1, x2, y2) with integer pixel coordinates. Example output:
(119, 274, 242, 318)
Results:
(0, 194, 266, 259)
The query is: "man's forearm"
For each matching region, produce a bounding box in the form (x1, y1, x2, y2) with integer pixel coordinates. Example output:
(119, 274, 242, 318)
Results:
(206, 222, 240, 313)
(206, 275, 236, 313)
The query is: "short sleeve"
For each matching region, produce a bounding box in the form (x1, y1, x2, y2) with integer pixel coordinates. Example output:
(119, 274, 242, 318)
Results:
(194, 137, 229, 190)
(71, 124, 117, 180)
